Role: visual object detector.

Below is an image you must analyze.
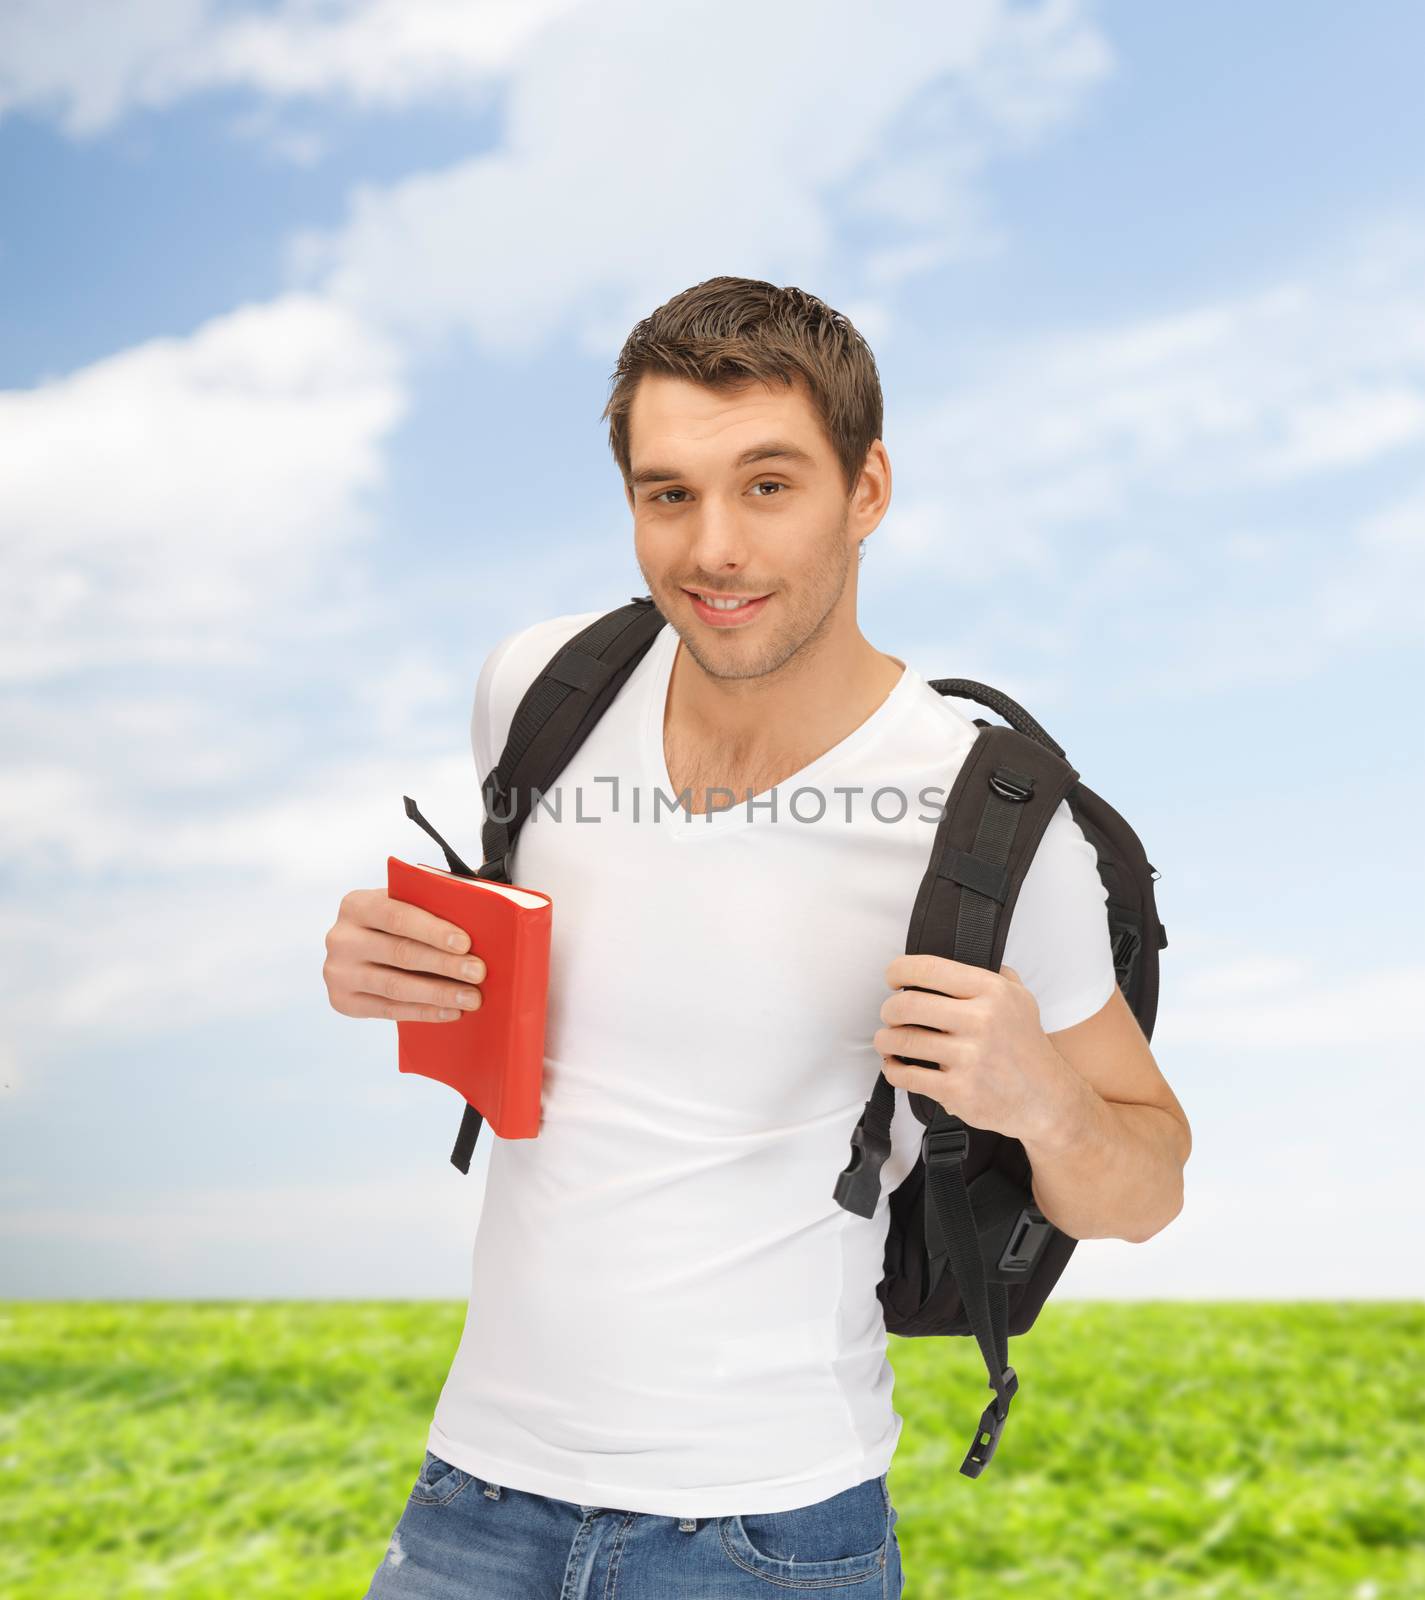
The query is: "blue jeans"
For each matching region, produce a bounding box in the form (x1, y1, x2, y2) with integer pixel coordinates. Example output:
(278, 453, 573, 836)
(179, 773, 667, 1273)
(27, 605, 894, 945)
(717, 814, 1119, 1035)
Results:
(364, 1448, 904, 1597)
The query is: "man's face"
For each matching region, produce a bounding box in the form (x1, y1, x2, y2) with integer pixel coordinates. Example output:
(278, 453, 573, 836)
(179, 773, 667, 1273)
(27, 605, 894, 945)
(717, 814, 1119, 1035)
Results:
(627, 372, 877, 682)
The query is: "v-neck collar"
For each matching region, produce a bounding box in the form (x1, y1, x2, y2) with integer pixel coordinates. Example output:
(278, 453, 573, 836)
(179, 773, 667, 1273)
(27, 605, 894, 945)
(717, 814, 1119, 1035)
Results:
(638, 621, 918, 837)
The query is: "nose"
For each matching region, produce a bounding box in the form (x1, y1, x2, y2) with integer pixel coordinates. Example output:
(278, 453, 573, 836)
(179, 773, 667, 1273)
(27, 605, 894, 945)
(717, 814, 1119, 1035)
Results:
(684, 499, 755, 577)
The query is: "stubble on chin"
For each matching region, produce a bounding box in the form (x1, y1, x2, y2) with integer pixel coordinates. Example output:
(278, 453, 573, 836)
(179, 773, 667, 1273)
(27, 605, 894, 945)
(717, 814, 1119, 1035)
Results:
(646, 522, 854, 684)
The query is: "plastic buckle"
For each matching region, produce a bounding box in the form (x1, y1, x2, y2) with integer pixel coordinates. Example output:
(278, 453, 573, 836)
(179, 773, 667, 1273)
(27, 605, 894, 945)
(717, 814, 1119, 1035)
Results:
(477, 853, 511, 882)
(960, 1366, 1019, 1478)
(998, 1206, 1052, 1274)
(1110, 922, 1142, 986)
(833, 1121, 891, 1220)
(921, 1125, 970, 1167)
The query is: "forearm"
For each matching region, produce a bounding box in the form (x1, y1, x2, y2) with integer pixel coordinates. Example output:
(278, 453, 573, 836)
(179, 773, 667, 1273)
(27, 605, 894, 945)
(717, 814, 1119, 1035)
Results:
(1020, 1042, 1186, 1244)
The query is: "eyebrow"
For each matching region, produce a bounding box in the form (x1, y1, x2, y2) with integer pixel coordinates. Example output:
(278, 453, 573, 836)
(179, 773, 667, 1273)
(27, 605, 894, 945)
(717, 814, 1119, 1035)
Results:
(628, 439, 817, 489)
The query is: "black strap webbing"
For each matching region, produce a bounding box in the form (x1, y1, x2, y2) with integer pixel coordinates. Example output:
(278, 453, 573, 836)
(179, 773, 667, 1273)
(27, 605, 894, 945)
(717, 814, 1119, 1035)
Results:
(450, 1098, 483, 1176)
(450, 597, 665, 1172)
(477, 599, 664, 885)
(833, 717, 1079, 1476)
(920, 745, 1036, 1471)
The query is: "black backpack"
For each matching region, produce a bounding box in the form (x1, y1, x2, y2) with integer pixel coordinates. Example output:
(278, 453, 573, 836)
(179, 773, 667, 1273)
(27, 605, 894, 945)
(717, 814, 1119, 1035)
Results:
(402, 594, 1167, 1479)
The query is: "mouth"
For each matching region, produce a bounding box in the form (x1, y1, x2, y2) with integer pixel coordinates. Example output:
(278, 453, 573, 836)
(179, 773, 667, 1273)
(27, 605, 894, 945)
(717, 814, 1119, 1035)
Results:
(681, 587, 773, 627)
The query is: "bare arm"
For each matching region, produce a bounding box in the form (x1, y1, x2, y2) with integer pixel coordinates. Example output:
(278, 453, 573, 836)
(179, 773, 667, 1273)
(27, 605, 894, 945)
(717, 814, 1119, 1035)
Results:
(1023, 984, 1191, 1243)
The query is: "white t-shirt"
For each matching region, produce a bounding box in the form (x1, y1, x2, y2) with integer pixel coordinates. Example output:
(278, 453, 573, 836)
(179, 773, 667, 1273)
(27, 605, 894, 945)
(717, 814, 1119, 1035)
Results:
(427, 608, 1117, 1517)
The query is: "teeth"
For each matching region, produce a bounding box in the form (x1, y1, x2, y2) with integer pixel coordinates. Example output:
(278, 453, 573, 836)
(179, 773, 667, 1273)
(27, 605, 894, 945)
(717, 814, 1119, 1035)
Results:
(696, 592, 756, 610)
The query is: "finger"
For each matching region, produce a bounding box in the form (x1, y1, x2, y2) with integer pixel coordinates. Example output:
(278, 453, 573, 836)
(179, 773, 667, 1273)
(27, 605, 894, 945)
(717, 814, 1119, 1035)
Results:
(344, 994, 464, 1022)
(367, 893, 473, 955)
(367, 926, 486, 984)
(352, 963, 483, 1012)
(879, 1054, 957, 1101)
(873, 1024, 956, 1067)
(883, 953, 996, 997)
(879, 987, 968, 1032)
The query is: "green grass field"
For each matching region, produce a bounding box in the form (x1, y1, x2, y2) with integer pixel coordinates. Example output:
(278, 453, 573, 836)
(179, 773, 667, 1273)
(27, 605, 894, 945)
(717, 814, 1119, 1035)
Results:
(1, 1301, 1419, 1598)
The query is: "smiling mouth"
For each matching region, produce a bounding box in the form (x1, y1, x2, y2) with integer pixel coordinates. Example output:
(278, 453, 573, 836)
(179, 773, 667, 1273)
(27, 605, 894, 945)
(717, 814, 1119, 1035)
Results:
(682, 587, 771, 611)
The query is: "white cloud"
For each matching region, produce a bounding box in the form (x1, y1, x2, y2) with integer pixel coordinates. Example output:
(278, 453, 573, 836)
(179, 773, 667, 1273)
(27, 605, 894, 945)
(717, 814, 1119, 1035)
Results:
(0, 0, 580, 136)
(1359, 478, 1425, 552)
(1255, 383, 1425, 479)
(0, 284, 487, 1088)
(0, 291, 406, 681)
(0, 1157, 493, 1296)
(177, 0, 578, 105)
(1058, 1143, 1425, 1299)
(0, 0, 206, 137)
(1159, 957, 1425, 1050)
(0, 745, 482, 1052)
(282, 0, 1112, 344)
(883, 220, 1425, 697)
(10, 0, 1102, 169)
(887, 235, 1425, 576)
(1056, 941, 1425, 1298)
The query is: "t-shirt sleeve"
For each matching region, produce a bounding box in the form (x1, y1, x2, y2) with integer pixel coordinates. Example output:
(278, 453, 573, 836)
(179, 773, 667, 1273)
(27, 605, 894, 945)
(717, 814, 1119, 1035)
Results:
(1001, 798, 1118, 1034)
(470, 610, 608, 792)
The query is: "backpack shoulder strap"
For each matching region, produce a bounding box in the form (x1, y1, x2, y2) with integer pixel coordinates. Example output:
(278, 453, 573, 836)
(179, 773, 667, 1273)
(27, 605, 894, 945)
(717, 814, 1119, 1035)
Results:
(834, 690, 1080, 1478)
(930, 676, 1167, 1034)
(477, 595, 665, 880)
(836, 714, 1078, 1218)
(904, 719, 1079, 995)
(449, 594, 665, 1172)
(1061, 779, 1167, 1039)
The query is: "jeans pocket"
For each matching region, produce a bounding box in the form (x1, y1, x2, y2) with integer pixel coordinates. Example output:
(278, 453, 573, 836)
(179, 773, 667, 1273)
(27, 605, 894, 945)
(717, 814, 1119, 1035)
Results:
(719, 1472, 891, 1588)
(408, 1448, 475, 1506)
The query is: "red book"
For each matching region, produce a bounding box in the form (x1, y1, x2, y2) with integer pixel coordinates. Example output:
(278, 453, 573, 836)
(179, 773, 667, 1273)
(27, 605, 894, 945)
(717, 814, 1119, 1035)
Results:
(385, 855, 552, 1138)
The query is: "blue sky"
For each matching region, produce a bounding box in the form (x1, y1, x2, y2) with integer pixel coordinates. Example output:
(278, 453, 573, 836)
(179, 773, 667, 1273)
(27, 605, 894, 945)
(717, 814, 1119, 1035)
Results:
(2, 0, 1422, 1300)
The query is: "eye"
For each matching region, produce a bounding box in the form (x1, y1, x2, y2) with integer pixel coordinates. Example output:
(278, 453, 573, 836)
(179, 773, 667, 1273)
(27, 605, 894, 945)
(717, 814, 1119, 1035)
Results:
(651, 481, 786, 505)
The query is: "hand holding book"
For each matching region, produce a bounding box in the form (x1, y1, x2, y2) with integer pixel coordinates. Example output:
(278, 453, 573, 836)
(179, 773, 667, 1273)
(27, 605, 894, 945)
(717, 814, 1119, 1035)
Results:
(383, 797, 551, 1139)
(322, 885, 486, 1022)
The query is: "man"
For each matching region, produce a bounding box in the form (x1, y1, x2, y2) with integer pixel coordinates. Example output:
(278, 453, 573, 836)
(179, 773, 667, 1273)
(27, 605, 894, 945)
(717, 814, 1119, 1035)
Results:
(323, 277, 1191, 1597)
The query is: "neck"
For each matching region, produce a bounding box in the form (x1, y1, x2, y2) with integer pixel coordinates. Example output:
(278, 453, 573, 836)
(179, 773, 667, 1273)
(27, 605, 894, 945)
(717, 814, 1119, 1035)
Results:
(666, 618, 905, 762)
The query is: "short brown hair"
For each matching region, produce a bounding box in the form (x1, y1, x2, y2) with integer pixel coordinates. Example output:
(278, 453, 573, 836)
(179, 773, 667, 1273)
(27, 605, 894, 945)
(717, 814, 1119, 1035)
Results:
(602, 276, 884, 501)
